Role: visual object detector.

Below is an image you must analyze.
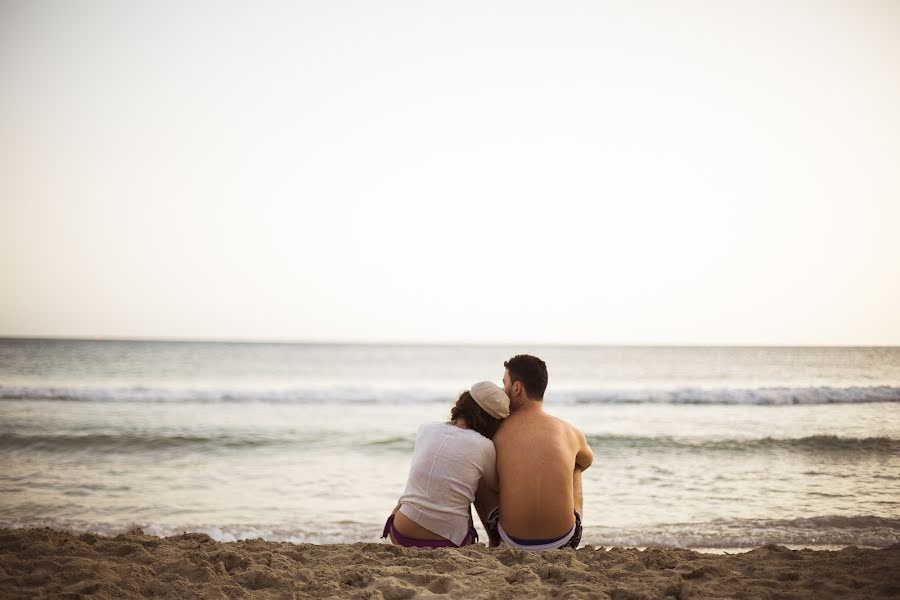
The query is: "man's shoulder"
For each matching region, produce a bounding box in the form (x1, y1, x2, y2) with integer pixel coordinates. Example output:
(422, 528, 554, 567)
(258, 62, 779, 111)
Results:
(497, 410, 582, 439)
(521, 411, 586, 444)
(534, 410, 581, 432)
(554, 414, 585, 436)
(558, 417, 589, 447)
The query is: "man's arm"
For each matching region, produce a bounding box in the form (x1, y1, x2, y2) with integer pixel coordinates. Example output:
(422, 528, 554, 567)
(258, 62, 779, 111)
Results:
(575, 429, 593, 471)
(573, 429, 591, 516)
(573, 467, 584, 515)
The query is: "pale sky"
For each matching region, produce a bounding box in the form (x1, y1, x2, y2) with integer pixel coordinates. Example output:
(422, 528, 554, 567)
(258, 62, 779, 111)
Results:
(1, 0, 899, 345)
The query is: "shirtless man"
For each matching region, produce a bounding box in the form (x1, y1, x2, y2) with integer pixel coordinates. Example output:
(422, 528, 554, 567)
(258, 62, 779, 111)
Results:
(477, 354, 593, 550)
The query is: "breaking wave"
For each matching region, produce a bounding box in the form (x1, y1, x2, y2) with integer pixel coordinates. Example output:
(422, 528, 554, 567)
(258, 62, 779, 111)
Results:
(2, 384, 898, 405)
(4, 430, 896, 455)
(585, 434, 900, 453)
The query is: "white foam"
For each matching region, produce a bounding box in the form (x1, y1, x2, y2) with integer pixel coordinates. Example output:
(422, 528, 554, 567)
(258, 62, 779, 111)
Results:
(2, 383, 898, 405)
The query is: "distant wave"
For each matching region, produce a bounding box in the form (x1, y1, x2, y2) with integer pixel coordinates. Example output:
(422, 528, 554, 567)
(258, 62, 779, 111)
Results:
(0, 384, 450, 404)
(1, 384, 899, 405)
(585, 434, 900, 453)
(4, 430, 897, 455)
(561, 385, 900, 405)
(0, 431, 416, 454)
(0, 432, 319, 453)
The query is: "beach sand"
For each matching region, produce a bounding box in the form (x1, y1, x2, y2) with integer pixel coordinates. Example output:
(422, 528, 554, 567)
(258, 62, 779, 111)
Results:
(1, 528, 898, 599)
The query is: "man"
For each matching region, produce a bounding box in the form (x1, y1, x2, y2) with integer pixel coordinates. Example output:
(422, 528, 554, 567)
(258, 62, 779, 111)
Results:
(477, 354, 593, 550)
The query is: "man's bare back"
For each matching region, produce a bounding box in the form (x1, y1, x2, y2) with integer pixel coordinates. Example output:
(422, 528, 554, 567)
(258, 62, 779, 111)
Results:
(494, 403, 592, 538)
(487, 356, 594, 543)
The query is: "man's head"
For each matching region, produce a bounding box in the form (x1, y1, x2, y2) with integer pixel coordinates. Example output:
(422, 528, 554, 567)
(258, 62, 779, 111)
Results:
(502, 354, 548, 407)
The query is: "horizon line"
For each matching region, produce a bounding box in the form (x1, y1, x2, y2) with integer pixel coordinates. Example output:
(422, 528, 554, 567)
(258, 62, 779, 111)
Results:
(1, 334, 897, 349)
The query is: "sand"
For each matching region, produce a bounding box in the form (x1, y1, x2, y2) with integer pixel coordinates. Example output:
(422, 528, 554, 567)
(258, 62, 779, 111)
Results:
(1, 528, 898, 599)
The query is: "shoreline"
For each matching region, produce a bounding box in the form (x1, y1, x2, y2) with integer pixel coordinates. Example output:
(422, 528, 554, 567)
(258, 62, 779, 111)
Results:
(2, 528, 898, 599)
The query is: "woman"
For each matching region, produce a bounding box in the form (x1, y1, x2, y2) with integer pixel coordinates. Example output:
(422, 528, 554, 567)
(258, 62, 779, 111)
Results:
(382, 381, 509, 547)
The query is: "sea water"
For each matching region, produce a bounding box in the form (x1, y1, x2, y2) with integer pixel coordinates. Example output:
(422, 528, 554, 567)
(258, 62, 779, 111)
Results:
(1, 339, 898, 550)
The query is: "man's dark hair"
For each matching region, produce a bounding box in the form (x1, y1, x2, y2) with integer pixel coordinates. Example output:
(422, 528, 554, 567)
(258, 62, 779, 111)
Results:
(504, 354, 548, 399)
(450, 391, 502, 440)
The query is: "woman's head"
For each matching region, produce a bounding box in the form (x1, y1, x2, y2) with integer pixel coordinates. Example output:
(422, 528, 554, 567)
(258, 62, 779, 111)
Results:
(450, 382, 510, 439)
(450, 391, 502, 439)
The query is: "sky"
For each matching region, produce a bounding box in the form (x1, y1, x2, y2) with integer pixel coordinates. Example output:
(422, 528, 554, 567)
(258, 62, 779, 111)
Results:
(1, 0, 899, 345)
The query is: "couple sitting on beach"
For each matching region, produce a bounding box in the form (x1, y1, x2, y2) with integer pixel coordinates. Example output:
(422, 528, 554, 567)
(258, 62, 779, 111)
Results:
(383, 354, 593, 551)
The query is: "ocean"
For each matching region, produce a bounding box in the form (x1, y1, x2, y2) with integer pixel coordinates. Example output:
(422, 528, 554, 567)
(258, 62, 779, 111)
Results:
(1, 339, 898, 551)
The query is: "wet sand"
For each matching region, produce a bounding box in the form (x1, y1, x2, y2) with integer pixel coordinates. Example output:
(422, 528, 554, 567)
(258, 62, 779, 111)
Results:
(1, 527, 898, 599)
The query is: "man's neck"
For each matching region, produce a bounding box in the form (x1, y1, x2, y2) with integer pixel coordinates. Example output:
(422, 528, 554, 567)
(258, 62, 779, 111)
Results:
(514, 399, 544, 414)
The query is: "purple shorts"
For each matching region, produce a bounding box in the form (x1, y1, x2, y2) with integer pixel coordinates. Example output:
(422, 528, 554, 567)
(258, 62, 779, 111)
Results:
(382, 514, 478, 548)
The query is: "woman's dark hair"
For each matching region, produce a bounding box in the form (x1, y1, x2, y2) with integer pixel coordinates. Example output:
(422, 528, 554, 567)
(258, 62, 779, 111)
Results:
(450, 391, 501, 440)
